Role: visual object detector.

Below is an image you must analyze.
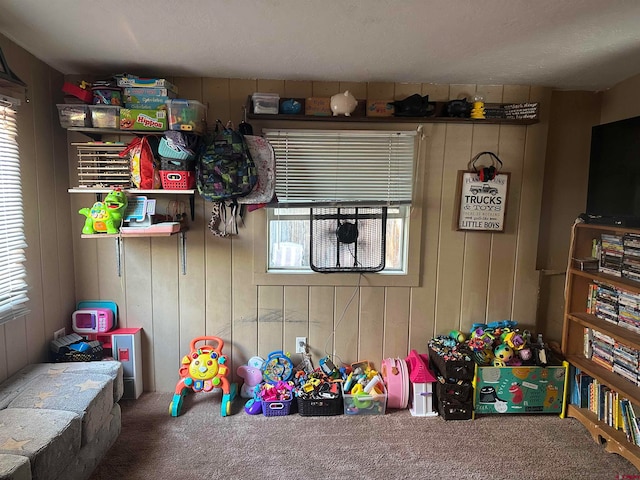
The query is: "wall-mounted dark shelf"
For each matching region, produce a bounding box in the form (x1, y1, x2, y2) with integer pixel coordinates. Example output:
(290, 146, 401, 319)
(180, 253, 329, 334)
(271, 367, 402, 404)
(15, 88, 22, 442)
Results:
(67, 127, 164, 141)
(245, 96, 539, 125)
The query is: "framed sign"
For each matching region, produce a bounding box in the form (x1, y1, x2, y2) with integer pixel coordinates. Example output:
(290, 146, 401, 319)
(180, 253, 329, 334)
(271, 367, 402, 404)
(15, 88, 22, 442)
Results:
(454, 170, 510, 232)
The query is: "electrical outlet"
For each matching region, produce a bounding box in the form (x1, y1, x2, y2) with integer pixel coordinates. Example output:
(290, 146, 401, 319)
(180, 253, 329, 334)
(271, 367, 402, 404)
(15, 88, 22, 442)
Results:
(295, 337, 307, 354)
(54, 328, 66, 340)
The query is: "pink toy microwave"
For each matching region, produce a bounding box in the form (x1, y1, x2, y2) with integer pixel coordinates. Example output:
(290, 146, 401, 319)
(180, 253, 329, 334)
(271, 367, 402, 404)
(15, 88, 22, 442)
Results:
(72, 308, 114, 334)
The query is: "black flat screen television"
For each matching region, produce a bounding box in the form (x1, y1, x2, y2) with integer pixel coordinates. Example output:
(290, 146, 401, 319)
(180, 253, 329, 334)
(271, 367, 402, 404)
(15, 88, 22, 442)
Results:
(586, 115, 640, 227)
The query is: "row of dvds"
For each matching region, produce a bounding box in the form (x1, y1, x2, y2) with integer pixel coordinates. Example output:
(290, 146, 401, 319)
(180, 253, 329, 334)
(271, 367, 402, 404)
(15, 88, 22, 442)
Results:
(597, 233, 640, 283)
(624, 233, 640, 282)
(600, 233, 623, 278)
(585, 327, 640, 385)
(587, 281, 640, 334)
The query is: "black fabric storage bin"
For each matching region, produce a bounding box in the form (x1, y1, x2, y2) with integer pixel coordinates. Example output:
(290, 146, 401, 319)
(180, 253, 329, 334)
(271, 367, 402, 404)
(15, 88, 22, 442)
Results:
(438, 398, 473, 420)
(436, 380, 473, 402)
(428, 346, 475, 381)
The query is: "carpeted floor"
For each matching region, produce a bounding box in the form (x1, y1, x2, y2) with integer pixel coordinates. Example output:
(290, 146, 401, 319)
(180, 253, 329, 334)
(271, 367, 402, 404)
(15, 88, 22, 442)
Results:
(89, 392, 638, 480)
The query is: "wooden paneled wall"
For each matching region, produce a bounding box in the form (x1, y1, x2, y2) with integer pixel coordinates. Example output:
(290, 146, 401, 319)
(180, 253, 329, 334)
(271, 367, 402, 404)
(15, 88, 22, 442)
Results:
(69, 78, 552, 392)
(0, 31, 560, 391)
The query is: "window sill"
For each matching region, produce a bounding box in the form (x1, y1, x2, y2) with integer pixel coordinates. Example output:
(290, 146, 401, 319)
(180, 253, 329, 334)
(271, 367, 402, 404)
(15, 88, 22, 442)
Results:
(252, 270, 420, 287)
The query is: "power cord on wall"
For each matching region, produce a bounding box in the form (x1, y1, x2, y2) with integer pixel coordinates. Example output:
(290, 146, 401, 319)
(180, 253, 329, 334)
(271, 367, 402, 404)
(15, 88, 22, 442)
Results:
(322, 273, 363, 367)
(564, 216, 584, 303)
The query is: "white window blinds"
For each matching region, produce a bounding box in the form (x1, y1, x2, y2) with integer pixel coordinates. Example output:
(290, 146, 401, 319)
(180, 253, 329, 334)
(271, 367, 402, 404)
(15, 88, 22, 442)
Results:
(263, 129, 416, 207)
(0, 97, 29, 325)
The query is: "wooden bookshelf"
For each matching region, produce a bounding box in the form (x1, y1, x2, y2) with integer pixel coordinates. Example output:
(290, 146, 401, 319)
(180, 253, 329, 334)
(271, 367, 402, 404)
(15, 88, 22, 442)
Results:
(566, 404, 640, 470)
(562, 222, 640, 468)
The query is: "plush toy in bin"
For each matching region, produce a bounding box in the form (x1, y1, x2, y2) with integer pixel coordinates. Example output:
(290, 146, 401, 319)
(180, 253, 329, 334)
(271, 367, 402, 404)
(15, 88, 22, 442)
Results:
(78, 188, 128, 234)
(169, 336, 237, 417)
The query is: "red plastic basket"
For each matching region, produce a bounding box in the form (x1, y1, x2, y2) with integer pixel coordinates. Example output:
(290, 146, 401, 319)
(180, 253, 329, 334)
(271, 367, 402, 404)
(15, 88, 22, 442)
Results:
(159, 170, 195, 190)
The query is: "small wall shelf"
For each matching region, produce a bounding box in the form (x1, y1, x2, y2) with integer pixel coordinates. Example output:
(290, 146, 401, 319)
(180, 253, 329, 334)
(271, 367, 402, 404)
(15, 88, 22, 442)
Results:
(69, 188, 196, 221)
(67, 127, 164, 141)
(245, 96, 539, 125)
(80, 230, 189, 276)
(66, 127, 194, 276)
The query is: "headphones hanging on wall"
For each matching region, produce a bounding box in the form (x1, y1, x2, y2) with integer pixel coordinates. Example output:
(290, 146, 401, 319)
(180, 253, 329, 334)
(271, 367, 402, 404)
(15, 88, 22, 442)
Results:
(469, 151, 503, 182)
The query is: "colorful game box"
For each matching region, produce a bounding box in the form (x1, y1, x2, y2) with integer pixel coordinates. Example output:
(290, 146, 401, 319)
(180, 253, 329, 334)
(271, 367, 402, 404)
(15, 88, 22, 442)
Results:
(473, 362, 568, 415)
(119, 108, 167, 131)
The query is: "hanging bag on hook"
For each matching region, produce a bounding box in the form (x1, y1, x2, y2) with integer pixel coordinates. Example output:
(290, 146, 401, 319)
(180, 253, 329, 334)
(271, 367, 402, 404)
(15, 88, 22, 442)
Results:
(238, 135, 276, 206)
(196, 119, 258, 202)
(239, 105, 253, 135)
(197, 120, 258, 237)
(469, 151, 503, 182)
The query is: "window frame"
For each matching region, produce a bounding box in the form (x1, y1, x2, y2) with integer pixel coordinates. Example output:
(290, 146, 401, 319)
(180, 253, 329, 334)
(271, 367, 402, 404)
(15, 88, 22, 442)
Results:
(252, 126, 426, 287)
(266, 205, 411, 273)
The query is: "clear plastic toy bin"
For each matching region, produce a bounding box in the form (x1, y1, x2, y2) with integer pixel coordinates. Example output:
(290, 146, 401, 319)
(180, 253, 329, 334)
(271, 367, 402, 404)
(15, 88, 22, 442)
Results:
(89, 105, 120, 129)
(251, 92, 280, 114)
(166, 99, 206, 134)
(57, 104, 91, 128)
(342, 382, 387, 415)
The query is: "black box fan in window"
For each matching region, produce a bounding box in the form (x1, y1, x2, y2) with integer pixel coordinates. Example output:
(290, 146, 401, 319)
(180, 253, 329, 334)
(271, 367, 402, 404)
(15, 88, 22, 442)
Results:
(310, 207, 387, 273)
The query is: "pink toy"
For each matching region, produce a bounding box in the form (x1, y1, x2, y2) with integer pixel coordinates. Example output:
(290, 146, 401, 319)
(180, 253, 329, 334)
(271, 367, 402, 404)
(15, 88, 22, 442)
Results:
(257, 381, 294, 401)
(381, 357, 409, 409)
(405, 350, 438, 417)
(237, 364, 264, 399)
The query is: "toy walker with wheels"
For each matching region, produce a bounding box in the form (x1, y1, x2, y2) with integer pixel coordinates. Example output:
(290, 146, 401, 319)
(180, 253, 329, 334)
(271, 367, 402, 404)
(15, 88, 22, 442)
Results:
(169, 336, 237, 417)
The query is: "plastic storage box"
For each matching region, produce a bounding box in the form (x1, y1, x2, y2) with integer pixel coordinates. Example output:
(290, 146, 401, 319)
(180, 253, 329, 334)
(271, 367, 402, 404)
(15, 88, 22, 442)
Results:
(159, 170, 196, 190)
(89, 105, 120, 129)
(92, 87, 122, 106)
(252, 93, 280, 114)
(342, 382, 387, 415)
(473, 362, 568, 415)
(57, 104, 91, 128)
(261, 398, 293, 416)
(166, 99, 206, 134)
(297, 395, 343, 416)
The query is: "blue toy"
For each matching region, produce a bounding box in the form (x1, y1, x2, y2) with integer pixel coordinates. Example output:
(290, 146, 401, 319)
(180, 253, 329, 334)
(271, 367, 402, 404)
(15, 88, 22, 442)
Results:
(261, 350, 294, 384)
(244, 384, 263, 415)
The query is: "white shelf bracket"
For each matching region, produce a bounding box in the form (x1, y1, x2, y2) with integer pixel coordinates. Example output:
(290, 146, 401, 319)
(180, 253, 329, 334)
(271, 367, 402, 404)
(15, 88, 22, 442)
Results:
(115, 237, 123, 277)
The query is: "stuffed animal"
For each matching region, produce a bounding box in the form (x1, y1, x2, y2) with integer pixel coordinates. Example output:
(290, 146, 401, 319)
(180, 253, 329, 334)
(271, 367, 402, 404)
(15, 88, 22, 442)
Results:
(78, 189, 128, 234)
(237, 363, 264, 399)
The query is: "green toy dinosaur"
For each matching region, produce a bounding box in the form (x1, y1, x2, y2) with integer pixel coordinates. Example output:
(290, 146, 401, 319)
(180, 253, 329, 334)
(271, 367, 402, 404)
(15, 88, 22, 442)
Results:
(79, 189, 128, 234)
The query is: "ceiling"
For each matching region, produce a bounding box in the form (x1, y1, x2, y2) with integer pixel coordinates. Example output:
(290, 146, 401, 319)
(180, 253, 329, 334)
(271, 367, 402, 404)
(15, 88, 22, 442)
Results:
(1, 0, 640, 91)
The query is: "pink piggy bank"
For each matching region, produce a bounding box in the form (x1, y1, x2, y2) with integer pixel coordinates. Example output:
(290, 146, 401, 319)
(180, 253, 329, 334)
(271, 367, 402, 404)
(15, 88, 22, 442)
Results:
(331, 90, 358, 116)
(237, 365, 263, 399)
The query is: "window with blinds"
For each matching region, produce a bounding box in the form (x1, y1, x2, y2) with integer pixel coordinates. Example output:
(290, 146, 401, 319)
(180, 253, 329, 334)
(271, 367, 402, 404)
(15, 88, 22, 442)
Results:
(262, 129, 417, 207)
(262, 129, 416, 273)
(0, 97, 29, 324)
